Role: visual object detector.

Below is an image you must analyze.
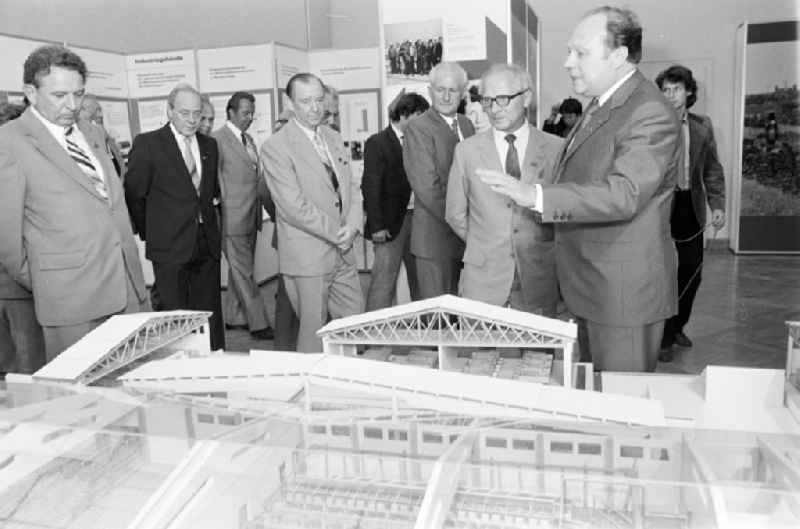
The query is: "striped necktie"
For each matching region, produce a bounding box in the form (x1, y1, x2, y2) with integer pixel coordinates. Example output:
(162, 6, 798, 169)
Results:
(65, 126, 108, 200)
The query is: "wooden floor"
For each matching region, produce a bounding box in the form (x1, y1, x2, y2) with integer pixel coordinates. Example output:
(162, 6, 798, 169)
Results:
(227, 249, 800, 375)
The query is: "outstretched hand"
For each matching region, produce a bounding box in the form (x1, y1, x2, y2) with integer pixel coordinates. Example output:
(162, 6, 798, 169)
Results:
(477, 168, 538, 208)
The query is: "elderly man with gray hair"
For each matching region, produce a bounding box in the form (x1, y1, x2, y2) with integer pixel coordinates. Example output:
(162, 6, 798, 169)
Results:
(403, 61, 475, 299)
(125, 82, 225, 350)
(446, 63, 562, 316)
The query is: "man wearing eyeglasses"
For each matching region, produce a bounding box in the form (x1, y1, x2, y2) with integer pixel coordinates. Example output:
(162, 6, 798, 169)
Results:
(446, 63, 562, 315)
(125, 83, 225, 350)
(403, 62, 475, 299)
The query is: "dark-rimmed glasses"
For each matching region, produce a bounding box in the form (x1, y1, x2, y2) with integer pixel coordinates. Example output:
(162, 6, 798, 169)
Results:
(480, 89, 528, 108)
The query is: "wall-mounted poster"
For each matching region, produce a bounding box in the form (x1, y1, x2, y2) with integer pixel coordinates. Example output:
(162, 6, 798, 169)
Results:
(126, 50, 197, 99)
(197, 44, 274, 93)
(384, 19, 443, 84)
(733, 20, 800, 253)
(136, 99, 168, 134)
(0, 34, 48, 91)
(71, 46, 129, 98)
(98, 99, 133, 151)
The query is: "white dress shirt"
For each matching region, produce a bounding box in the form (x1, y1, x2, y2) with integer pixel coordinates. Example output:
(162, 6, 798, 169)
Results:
(439, 112, 464, 141)
(31, 107, 106, 183)
(534, 68, 637, 212)
(170, 123, 202, 180)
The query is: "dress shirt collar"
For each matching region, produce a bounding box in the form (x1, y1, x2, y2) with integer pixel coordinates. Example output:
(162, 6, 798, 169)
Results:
(390, 122, 403, 142)
(438, 111, 457, 127)
(30, 105, 72, 140)
(492, 120, 529, 147)
(293, 118, 319, 142)
(597, 68, 636, 107)
(226, 120, 245, 137)
(169, 122, 197, 147)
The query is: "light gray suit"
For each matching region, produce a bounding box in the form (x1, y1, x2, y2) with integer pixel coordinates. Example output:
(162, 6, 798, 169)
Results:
(213, 124, 271, 333)
(446, 125, 562, 315)
(0, 108, 149, 359)
(261, 120, 363, 352)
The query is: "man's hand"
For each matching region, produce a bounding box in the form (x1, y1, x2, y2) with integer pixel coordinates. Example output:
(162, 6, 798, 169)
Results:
(477, 168, 538, 208)
(371, 229, 391, 243)
(337, 225, 358, 252)
(711, 209, 725, 229)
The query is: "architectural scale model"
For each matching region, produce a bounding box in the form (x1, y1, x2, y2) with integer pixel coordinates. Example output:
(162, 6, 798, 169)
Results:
(0, 300, 798, 529)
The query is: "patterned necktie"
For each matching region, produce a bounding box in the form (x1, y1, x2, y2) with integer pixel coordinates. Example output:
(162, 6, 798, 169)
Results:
(450, 118, 460, 142)
(242, 131, 258, 164)
(505, 133, 521, 180)
(312, 129, 342, 212)
(182, 136, 200, 194)
(65, 126, 108, 200)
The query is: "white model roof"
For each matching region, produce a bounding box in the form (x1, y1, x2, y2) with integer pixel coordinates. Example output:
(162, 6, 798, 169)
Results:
(317, 295, 577, 346)
(33, 311, 211, 384)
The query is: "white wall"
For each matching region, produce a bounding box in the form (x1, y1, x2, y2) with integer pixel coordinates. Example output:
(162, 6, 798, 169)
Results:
(529, 0, 800, 235)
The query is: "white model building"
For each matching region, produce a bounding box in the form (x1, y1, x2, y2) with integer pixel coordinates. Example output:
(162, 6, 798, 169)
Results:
(0, 301, 798, 528)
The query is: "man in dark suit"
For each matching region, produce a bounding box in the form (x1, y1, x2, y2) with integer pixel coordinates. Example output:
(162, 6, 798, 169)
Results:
(482, 7, 680, 372)
(125, 83, 225, 350)
(213, 91, 274, 340)
(403, 62, 475, 299)
(656, 65, 726, 360)
(0, 45, 149, 359)
(362, 92, 429, 310)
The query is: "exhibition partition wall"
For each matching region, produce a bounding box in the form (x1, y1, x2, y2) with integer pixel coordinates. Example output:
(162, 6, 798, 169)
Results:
(731, 20, 800, 254)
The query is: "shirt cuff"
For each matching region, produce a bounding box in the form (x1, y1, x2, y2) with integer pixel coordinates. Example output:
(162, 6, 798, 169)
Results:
(533, 184, 543, 213)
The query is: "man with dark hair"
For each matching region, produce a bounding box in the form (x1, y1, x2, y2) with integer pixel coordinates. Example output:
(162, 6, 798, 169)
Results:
(213, 91, 275, 340)
(362, 92, 430, 310)
(0, 45, 149, 359)
(543, 97, 583, 137)
(482, 6, 680, 372)
(125, 83, 224, 350)
(656, 65, 725, 360)
(261, 73, 363, 352)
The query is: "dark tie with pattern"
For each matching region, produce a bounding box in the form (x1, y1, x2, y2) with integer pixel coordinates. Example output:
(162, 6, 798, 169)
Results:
(65, 126, 108, 200)
(505, 133, 521, 180)
(450, 118, 460, 141)
(312, 130, 342, 212)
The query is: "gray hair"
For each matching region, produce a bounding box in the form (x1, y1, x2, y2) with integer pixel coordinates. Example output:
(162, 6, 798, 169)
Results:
(429, 61, 468, 88)
(480, 63, 532, 93)
(167, 83, 201, 108)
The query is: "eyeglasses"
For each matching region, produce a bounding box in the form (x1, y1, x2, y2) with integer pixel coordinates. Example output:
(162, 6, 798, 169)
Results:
(480, 89, 528, 109)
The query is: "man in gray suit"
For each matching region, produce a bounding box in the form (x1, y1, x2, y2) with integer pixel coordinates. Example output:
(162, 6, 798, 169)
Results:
(0, 45, 149, 359)
(261, 73, 363, 352)
(446, 64, 562, 316)
(213, 92, 274, 340)
(403, 62, 475, 299)
(482, 7, 679, 372)
(0, 102, 45, 374)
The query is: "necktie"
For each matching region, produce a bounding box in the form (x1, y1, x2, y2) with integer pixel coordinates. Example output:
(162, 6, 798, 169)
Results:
(65, 126, 108, 200)
(505, 133, 521, 180)
(182, 136, 200, 194)
(242, 131, 258, 164)
(679, 116, 691, 190)
(312, 130, 342, 212)
(567, 98, 598, 150)
(450, 118, 460, 142)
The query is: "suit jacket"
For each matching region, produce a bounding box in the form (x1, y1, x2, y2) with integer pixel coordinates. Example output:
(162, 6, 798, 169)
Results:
(261, 120, 362, 276)
(684, 112, 725, 225)
(213, 125, 273, 236)
(125, 124, 221, 264)
(403, 108, 475, 259)
(0, 108, 147, 326)
(361, 125, 410, 239)
(543, 70, 680, 327)
(446, 125, 563, 309)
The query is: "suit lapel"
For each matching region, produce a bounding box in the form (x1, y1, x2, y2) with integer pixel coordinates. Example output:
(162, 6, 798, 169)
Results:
(220, 124, 254, 166)
(19, 110, 107, 202)
(476, 130, 502, 171)
(521, 126, 549, 185)
(78, 120, 119, 201)
(385, 126, 402, 163)
(198, 134, 215, 196)
(688, 113, 703, 175)
(157, 125, 196, 194)
(555, 70, 644, 181)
